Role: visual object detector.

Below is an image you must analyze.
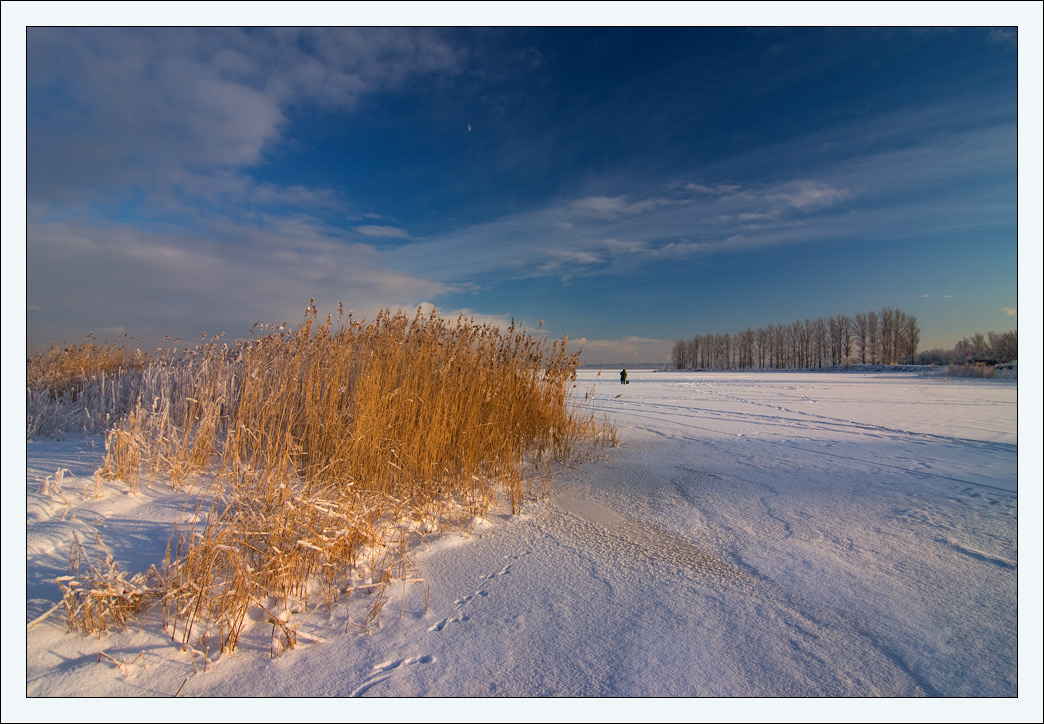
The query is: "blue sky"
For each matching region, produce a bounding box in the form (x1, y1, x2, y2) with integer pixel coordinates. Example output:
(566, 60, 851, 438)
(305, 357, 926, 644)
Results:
(11, 10, 1036, 364)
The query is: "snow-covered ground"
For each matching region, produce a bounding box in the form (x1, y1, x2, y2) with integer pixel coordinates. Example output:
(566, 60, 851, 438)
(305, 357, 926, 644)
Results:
(17, 370, 1037, 718)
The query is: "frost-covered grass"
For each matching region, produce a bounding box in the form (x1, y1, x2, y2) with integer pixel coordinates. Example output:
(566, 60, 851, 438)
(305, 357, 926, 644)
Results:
(26, 338, 146, 439)
(942, 362, 1018, 380)
(26, 307, 615, 658)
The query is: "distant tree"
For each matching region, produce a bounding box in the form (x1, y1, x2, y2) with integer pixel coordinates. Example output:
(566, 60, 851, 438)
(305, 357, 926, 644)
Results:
(867, 311, 879, 364)
(687, 336, 700, 369)
(788, 321, 802, 368)
(772, 324, 786, 369)
(902, 313, 920, 364)
(671, 339, 688, 370)
(755, 327, 769, 369)
(812, 317, 828, 368)
(917, 348, 957, 365)
(828, 316, 841, 365)
(672, 307, 925, 370)
(880, 307, 899, 364)
(737, 328, 756, 369)
(718, 332, 732, 370)
(988, 330, 1017, 363)
(967, 332, 989, 360)
(803, 319, 816, 369)
(948, 330, 1015, 365)
(854, 312, 868, 364)
(834, 314, 853, 365)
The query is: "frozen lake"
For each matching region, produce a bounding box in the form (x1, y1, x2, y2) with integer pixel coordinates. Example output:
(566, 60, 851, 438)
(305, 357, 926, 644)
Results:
(23, 369, 1025, 714)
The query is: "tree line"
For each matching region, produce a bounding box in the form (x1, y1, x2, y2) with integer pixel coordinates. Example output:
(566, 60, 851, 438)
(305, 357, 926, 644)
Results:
(917, 330, 1017, 366)
(671, 308, 920, 370)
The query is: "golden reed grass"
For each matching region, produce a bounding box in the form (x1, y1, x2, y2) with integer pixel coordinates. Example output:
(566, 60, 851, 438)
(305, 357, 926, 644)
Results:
(26, 336, 147, 439)
(31, 306, 615, 655)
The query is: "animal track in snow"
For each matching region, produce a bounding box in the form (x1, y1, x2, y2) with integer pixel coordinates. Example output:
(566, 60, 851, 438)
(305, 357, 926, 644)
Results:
(349, 654, 436, 696)
(482, 564, 513, 580)
(453, 590, 488, 606)
(427, 612, 470, 632)
(428, 552, 531, 633)
(936, 537, 1016, 570)
(481, 551, 529, 579)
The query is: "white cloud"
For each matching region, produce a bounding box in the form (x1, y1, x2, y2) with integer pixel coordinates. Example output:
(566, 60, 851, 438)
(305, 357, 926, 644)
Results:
(685, 183, 741, 197)
(533, 248, 606, 281)
(987, 28, 1017, 49)
(390, 174, 864, 286)
(1003, 306, 1017, 317)
(26, 28, 463, 204)
(573, 336, 673, 365)
(570, 194, 676, 220)
(25, 210, 449, 347)
(603, 239, 651, 256)
(354, 225, 411, 239)
(410, 303, 517, 331)
(768, 181, 851, 211)
(548, 249, 604, 265)
(95, 326, 129, 337)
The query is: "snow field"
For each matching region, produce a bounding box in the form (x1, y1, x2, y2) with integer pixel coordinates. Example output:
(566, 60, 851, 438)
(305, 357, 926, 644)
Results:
(18, 369, 1035, 719)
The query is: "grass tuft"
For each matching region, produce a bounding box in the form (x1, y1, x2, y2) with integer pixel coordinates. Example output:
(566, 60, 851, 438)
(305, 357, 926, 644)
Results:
(32, 307, 615, 652)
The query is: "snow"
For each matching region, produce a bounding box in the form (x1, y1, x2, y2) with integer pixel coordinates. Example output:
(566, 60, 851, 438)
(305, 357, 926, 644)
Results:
(14, 369, 1039, 719)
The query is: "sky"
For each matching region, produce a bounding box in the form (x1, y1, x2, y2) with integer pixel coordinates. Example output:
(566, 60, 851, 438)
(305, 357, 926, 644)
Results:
(9, 6, 1038, 364)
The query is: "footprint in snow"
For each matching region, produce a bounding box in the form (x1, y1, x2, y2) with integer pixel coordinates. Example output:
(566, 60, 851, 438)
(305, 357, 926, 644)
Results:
(349, 654, 436, 696)
(427, 612, 471, 632)
(453, 590, 489, 607)
(430, 552, 530, 634)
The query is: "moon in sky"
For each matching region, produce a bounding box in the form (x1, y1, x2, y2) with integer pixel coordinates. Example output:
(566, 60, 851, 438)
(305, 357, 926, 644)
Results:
(467, 124, 472, 132)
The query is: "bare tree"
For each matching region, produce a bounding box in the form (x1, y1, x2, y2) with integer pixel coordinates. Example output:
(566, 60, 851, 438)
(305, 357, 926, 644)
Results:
(988, 330, 1017, 362)
(671, 339, 688, 370)
(902, 313, 920, 363)
(772, 324, 786, 369)
(853, 312, 868, 364)
(880, 307, 898, 364)
(867, 311, 879, 364)
(672, 307, 922, 370)
(737, 328, 755, 369)
(837, 314, 853, 364)
(755, 327, 769, 369)
(687, 336, 700, 369)
(812, 317, 828, 368)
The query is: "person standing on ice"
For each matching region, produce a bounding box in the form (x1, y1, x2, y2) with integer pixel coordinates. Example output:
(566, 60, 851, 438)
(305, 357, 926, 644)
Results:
(620, 368, 628, 384)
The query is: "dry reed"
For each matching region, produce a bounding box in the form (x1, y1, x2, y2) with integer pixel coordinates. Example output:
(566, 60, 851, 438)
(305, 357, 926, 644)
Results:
(27, 336, 147, 439)
(38, 306, 615, 653)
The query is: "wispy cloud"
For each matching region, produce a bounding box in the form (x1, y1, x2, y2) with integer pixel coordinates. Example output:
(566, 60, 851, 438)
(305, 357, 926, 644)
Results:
(354, 225, 411, 239)
(987, 28, 1017, 49)
(570, 194, 678, 220)
(685, 183, 742, 197)
(26, 209, 449, 343)
(768, 181, 851, 211)
(1003, 306, 1017, 317)
(412, 302, 518, 331)
(27, 28, 463, 205)
(387, 92, 1014, 288)
(96, 326, 129, 336)
(573, 336, 673, 365)
(25, 28, 469, 342)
